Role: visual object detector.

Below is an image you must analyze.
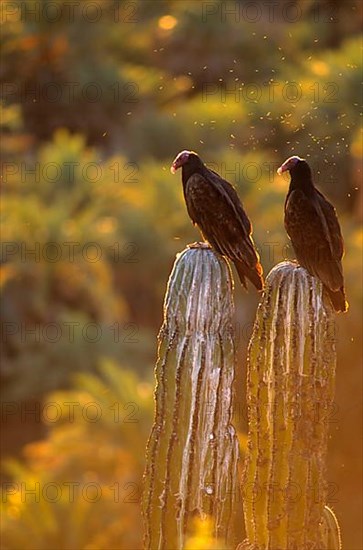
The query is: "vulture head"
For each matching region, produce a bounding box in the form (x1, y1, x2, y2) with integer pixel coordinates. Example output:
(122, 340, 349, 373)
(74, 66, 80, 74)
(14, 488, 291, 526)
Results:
(277, 156, 312, 179)
(170, 150, 201, 174)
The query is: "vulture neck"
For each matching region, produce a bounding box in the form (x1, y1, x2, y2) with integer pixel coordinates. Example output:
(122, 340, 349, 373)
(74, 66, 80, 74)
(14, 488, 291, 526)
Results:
(289, 169, 315, 196)
(182, 157, 205, 186)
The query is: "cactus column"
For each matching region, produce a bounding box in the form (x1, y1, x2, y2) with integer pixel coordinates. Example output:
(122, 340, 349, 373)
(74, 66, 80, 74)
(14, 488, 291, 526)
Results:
(143, 243, 240, 550)
(242, 261, 340, 550)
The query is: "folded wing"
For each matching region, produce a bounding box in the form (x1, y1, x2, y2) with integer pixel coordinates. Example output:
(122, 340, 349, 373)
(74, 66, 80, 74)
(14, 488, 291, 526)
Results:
(285, 189, 344, 292)
(185, 172, 263, 289)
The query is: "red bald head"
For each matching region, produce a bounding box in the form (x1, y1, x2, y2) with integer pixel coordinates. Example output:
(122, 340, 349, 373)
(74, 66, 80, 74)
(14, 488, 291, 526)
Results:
(277, 156, 304, 175)
(171, 150, 195, 174)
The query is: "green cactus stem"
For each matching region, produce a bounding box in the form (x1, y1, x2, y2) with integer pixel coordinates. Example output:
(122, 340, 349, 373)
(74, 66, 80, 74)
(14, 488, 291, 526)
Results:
(242, 261, 341, 550)
(143, 243, 240, 550)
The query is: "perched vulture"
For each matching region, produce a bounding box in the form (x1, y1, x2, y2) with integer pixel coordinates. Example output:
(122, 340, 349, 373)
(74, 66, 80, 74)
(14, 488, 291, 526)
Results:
(277, 155, 348, 312)
(171, 150, 264, 290)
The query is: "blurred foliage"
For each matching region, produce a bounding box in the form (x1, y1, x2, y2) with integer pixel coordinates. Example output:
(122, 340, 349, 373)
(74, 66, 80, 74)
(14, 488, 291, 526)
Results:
(0, 0, 362, 548)
(1, 360, 153, 550)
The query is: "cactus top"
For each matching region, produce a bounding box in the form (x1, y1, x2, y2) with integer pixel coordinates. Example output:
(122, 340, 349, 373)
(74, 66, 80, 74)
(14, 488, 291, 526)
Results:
(163, 245, 234, 336)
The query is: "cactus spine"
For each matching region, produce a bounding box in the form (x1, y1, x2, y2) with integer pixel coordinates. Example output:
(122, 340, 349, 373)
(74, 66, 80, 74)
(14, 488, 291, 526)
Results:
(143, 243, 240, 550)
(243, 261, 340, 550)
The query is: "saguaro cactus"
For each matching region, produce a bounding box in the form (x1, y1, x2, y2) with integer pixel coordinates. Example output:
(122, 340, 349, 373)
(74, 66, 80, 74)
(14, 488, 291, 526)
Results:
(242, 261, 340, 550)
(143, 243, 240, 550)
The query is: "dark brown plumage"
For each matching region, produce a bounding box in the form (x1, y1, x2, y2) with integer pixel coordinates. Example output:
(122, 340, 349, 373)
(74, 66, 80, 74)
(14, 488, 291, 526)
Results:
(171, 150, 263, 290)
(278, 155, 348, 312)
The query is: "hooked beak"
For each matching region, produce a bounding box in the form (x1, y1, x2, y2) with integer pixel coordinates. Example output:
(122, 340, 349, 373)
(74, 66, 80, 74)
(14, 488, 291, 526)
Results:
(170, 163, 177, 174)
(277, 165, 284, 176)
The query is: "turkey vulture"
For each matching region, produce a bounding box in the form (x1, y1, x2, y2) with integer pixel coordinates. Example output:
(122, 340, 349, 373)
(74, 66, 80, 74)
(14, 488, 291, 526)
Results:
(277, 155, 348, 312)
(171, 150, 263, 290)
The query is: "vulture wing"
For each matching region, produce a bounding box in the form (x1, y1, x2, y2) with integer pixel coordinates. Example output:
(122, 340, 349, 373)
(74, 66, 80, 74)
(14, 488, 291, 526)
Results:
(185, 172, 263, 289)
(316, 190, 344, 260)
(285, 189, 344, 292)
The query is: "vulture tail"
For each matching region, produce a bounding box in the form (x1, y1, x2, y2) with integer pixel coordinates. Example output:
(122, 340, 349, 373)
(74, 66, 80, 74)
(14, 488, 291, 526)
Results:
(326, 286, 348, 313)
(234, 260, 264, 291)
